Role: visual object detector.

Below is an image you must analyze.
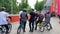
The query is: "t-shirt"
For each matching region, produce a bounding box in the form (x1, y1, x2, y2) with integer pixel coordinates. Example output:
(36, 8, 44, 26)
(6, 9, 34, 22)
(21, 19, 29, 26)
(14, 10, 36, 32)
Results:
(29, 12, 36, 21)
(0, 11, 9, 25)
(19, 11, 23, 18)
(45, 13, 51, 22)
(20, 12, 27, 22)
(19, 11, 23, 15)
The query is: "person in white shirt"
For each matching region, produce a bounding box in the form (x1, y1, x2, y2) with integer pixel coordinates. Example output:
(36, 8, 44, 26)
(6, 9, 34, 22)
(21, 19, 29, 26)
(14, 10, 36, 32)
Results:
(0, 7, 10, 34)
(19, 10, 23, 15)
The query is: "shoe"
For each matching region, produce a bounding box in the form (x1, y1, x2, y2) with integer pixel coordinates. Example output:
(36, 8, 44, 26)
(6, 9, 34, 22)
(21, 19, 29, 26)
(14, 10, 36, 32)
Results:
(35, 28, 37, 30)
(29, 30, 31, 32)
(50, 27, 52, 29)
(23, 30, 26, 33)
(31, 30, 33, 32)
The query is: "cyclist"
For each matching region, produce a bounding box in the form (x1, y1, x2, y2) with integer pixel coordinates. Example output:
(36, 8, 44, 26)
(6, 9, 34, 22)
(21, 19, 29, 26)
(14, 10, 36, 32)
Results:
(0, 7, 10, 34)
(45, 11, 52, 30)
(35, 11, 43, 30)
(19, 8, 28, 32)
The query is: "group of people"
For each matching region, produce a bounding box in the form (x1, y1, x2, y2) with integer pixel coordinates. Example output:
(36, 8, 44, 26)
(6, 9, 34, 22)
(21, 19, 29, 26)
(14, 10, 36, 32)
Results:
(0, 7, 52, 34)
(19, 8, 52, 33)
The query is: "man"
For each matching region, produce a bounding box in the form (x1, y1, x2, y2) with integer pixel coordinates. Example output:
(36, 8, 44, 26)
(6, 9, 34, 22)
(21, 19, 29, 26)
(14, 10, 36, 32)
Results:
(35, 11, 43, 30)
(19, 9, 23, 16)
(29, 9, 36, 32)
(19, 9, 28, 32)
(45, 11, 52, 30)
(0, 7, 9, 34)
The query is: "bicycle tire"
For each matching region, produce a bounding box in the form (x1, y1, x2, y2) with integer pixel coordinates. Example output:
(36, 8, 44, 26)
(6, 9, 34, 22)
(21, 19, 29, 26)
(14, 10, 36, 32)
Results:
(17, 26, 21, 34)
(0, 29, 2, 34)
(8, 24, 12, 33)
(2, 26, 6, 34)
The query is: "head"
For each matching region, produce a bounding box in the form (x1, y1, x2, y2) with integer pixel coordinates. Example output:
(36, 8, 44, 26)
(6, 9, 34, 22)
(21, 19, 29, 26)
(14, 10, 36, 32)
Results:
(23, 8, 27, 12)
(37, 10, 41, 15)
(46, 11, 50, 14)
(1, 7, 7, 12)
(31, 9, 34, 12)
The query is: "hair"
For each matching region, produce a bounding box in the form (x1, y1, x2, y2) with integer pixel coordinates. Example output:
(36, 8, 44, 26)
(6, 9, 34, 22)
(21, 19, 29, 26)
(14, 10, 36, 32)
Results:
(37, 10, 41, 13)
(31, 9, 34, 11)
(8, 16, 12, 19)
(1, 7, 6, 11)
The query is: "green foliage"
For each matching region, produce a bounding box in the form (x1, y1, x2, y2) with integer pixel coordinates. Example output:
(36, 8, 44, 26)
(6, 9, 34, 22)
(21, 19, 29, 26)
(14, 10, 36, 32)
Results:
(0, 0, 18, 14)
(18, 0, 30, 13)
(19, 0, 29, 9)
(0, 0, 11, 13)
(27, 6, 31, 13)
(35, 0, 45, 11)
(0, 0, 45, 14)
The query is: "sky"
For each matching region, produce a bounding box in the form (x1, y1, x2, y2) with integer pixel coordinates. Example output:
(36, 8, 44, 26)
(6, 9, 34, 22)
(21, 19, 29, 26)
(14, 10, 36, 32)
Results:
(17, 0, 43, 9)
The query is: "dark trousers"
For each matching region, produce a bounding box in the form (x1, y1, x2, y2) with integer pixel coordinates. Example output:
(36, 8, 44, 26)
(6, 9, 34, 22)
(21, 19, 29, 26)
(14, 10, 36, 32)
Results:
(20, 20, 26, 32)
(35, 21, 41, 30)
(29, 20, 34, 32)
(23, 22, 26, 31)
(1, 24, 9, 34)
(46, 21, 52, 29)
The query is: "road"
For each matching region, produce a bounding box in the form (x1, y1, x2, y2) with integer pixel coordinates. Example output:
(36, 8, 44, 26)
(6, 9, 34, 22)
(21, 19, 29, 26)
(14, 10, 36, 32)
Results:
(10, 17, 60, 34)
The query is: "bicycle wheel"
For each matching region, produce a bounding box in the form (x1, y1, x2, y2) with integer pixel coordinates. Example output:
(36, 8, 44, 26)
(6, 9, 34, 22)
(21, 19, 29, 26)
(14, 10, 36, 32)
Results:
(17, 26, 21, 34)
(46, 24, 51, 31)
(1, 26, 7, 34)
(40, 23, 44, 32)
(0, 29, 2, 34)
(8, 24, 12, 33)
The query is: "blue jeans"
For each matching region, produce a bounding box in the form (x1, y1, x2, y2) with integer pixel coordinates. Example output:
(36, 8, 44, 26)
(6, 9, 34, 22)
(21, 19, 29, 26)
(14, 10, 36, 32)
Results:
(46, 21, 50, 27)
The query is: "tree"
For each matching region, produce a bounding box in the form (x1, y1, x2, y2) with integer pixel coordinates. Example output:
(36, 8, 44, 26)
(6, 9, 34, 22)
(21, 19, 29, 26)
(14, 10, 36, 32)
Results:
(35, 0, 45, 11)
(0, 0, 11, 13)
(0, 0, 19, 14)
(27, 6, 31, 13)
(18, 0, 30, 13)
(18, 0, 29, 10)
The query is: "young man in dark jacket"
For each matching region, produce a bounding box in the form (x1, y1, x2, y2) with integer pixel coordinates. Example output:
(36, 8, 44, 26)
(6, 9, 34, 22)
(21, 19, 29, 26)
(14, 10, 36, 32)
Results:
(29, 9, 36, 32)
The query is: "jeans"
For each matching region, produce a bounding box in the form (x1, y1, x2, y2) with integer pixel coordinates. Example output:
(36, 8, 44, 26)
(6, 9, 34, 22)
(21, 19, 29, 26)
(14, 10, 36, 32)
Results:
(29, 20, 34, 32)
(20, 20, 26, 32)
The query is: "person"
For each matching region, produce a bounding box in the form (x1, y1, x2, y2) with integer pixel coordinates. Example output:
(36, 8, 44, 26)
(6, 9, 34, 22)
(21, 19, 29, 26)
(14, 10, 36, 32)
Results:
(0, 7, 10, 34)
(29, 9, 36, 32)
(35, 11, 43, 30)
(19, 9, 23, 16)
(19, 9, 28, 32)
(45, 11, 52, 30)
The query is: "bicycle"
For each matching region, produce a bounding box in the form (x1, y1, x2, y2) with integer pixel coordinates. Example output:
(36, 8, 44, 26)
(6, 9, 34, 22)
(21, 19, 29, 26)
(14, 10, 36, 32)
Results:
(0, 24, 12, 34)
(8, 23, 12, 33)
(40, 21, 51, 32)
(0, 25, 7, 34)
(17, 21, 24, 34)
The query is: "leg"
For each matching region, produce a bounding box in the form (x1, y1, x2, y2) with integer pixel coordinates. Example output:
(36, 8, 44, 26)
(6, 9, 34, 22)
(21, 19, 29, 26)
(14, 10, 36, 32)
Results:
(49, 22, 52, 29)
(4, 24, 9, 34)
(23, 21, 26, 32)
(31, 21, 34, 32)
(29, 21, 31, 32)
(35, 21, 39, 30)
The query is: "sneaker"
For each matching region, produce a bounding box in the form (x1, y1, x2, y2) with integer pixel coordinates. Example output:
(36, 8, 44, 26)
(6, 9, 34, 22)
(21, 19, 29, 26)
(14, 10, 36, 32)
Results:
(23, 30, 26, 32)
(29, 30, 31, 32)
(35, 28, 37, 30)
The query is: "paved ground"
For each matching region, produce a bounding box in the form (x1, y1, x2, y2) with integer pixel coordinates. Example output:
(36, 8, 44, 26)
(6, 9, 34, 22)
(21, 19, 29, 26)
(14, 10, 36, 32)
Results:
(10, 17, 60, 34)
